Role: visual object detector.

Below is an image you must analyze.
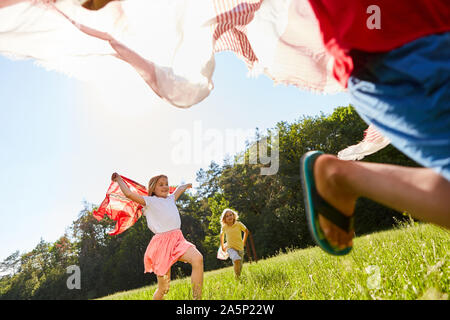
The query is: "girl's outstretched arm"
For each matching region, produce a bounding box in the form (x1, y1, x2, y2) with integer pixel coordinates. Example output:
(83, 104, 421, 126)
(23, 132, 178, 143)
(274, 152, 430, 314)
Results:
(173, 183, 192, 201)
(220, 232, 226, 252)
(111, 172, 146, 206)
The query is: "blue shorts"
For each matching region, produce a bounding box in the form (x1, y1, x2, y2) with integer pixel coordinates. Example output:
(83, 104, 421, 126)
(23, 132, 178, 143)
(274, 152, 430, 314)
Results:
(348, 32, 450, 181)
(227, 248, 244, 262)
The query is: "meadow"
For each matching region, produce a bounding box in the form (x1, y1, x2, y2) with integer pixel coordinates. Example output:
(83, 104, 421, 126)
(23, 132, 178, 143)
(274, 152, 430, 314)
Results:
(99, 222, 449, 300)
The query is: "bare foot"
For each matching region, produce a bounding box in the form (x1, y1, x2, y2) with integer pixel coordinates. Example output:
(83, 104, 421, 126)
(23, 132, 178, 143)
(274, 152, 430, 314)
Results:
(314, 154, 357, 249)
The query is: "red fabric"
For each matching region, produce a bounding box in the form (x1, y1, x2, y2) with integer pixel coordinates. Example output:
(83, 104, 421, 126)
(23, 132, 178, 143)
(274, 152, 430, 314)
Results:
(309, 0, 450, 87)
(93, 176, 177, 235)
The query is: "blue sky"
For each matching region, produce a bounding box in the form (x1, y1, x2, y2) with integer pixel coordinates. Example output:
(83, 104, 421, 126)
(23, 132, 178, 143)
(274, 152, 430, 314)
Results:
(0, 52, 351, 262)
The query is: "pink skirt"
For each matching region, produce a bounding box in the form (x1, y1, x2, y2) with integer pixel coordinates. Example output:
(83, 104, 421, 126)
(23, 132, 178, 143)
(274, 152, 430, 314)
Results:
(144, 229, 194, 276)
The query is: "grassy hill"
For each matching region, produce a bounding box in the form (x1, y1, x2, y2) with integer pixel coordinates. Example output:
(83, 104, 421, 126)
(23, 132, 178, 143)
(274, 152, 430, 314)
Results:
(98, 222, 449, 300)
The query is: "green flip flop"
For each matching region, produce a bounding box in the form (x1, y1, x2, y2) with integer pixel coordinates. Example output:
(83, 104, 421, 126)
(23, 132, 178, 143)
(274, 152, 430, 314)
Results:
(300, 151, 354, 256)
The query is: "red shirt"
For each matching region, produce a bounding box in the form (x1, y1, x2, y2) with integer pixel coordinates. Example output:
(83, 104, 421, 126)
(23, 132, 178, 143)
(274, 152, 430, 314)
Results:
(309, 0, 450, 86)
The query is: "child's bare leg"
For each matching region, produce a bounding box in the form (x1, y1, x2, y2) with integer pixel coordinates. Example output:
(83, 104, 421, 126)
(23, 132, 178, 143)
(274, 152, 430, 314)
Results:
(314, 154, 450, 248)
(179, 247, 204, 300)
(153, 269, 170, 300)
(233, 259, 242, 278)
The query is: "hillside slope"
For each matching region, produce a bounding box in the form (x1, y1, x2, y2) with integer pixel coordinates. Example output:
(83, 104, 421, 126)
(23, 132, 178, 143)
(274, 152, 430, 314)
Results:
(99, 223, 449, 300)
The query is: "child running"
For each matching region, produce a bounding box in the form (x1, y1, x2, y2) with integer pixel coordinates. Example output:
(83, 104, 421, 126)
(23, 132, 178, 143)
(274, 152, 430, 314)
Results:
(111, 172, 203, 300)
(219, 209, 249, 279)
(300, 1, 450, 256)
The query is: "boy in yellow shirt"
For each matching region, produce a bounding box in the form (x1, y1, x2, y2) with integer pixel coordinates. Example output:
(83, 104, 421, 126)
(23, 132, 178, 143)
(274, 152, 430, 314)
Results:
(219, 209, 249, 279)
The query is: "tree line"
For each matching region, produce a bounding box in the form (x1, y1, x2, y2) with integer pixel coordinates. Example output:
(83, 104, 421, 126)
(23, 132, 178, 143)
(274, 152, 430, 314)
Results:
(0, 106, 416, 299)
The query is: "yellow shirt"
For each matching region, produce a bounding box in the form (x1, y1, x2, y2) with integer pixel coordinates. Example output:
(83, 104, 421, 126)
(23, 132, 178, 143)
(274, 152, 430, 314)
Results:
(221, 221, 247, 251)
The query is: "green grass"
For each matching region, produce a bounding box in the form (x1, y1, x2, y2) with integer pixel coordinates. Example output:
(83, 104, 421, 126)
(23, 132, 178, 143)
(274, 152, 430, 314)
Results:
(99, 223, 449, 300)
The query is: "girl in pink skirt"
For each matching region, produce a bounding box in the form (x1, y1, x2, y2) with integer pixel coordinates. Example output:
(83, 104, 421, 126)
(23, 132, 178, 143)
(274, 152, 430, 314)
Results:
(111, 173, 203, 300)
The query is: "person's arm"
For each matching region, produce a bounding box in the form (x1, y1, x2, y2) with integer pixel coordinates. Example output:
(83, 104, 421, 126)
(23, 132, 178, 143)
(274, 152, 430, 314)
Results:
(82, 0, 113, 10)
(173, 183, 192, 201)
(242, 228, 249, 247)
(111, 172, 146, 206)
(220, 232, 226, 252)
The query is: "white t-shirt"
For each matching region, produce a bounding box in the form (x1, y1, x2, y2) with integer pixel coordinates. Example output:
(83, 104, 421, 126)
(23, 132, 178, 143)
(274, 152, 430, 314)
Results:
(143, 193, 181, 234)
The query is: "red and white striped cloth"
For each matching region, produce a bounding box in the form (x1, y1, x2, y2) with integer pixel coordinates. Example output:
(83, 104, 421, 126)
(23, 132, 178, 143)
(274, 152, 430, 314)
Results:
(212, 0, 261, 68)
(93, 175, 177, 235)
(93, 176, 147, 235)
(337, 124, 391, 161)
(0, 0, 389, 159)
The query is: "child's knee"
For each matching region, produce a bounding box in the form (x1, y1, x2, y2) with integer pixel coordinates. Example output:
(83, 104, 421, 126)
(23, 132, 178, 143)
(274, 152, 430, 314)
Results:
(193, 253, 203, 267)
(315, 154, 349, 184)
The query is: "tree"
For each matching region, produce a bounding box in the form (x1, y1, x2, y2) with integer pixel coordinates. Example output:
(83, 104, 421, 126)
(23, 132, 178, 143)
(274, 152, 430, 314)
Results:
(0, 251, 20, 276)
